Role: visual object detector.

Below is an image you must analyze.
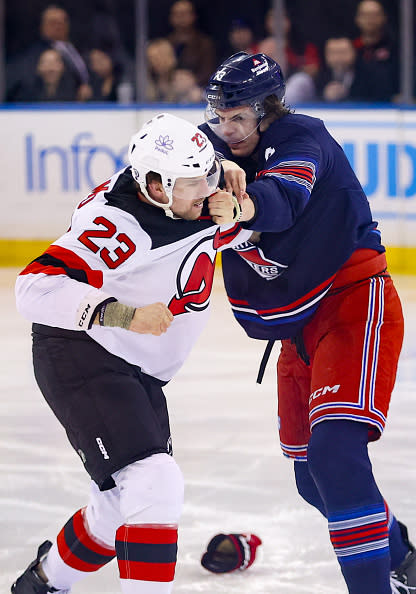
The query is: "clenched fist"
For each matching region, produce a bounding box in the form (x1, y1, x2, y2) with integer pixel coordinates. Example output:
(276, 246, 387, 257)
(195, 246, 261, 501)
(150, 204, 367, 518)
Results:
(208, 189, 236, 224)
(129, 302, 174, 335)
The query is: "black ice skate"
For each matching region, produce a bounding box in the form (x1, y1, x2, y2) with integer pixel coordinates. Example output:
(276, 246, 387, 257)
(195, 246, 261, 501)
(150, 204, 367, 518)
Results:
(391, 523, 416, 593)
(11, 540, 70, 594)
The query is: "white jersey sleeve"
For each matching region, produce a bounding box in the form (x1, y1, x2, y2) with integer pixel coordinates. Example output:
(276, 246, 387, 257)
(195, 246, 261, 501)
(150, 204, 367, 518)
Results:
(15, 273, 112, 331)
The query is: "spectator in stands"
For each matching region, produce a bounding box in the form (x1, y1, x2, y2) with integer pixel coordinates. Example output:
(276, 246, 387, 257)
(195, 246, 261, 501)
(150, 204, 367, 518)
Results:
(6, 5, 92, 102)
(258, 8, 321, 79)
(88, 47, 123, 101)
(13, 48, 78, 102)
(221, 18, 259, 61)
(170, 68, 203, 103)
(316, 37, 357, 102)
(146, 38, 177, 102)
(258, 8, 319, 104)
(352, 0, 399, 101)
(167, 0, 216, 87)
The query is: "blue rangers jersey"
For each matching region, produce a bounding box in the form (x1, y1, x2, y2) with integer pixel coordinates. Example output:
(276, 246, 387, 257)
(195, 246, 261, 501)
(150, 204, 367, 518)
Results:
(15, 167, 250, 381)
(200, 113, 384, 340)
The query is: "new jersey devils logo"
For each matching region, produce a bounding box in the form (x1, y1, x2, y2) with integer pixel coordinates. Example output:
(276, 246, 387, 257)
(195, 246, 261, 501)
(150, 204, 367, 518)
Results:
(168, 235, 217, 315)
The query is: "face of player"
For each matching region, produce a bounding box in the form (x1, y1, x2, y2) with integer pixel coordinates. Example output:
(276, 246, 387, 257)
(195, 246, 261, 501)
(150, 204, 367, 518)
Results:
(169, 157, 221, 219)
(145, 158, 220, 220)
(170, 174, 212, 219)
(212, 106, 261, 157)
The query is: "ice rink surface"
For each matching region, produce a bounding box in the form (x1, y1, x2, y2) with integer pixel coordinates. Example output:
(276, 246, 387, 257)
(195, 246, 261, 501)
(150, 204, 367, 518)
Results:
(1, 267, 415, 594)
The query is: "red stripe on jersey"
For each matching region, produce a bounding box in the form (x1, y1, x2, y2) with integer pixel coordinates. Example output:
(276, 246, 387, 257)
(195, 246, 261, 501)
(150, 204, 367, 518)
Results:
(72, 508, 115, 556)
(262, 167, 314, 182)
(228, 273, 335, 312)
(118, 560, 176, 582)
(117, 524, 178, 545)
(228, 297, 250, 305)
(20, 245, 103, 288)
(213, 224, 241, 249)
(257, 165, 315, 184)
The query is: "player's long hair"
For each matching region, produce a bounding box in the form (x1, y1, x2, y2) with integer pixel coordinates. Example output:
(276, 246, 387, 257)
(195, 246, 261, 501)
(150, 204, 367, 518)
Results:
(264, 94, 292, 118)
(261, 94, 293, 131)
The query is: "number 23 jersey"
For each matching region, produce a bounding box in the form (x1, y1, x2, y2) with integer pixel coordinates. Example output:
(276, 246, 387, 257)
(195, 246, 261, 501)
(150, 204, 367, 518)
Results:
(16, 167, 250, 381)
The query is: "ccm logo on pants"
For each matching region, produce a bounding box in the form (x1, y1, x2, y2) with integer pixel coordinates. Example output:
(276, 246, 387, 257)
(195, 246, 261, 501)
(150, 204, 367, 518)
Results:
(309, 385, 341, 403)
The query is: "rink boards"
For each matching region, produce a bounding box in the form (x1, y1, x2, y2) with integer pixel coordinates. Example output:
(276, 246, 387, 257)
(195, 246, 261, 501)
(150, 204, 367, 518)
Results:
(1, 104, 416, 272)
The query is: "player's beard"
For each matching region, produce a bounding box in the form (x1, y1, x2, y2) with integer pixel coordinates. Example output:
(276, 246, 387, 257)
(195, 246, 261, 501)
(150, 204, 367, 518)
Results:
(172, 198, 205, 220)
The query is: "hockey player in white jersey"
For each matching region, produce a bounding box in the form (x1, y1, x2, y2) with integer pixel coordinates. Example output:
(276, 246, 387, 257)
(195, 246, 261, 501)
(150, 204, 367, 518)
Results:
(12, 113, 251, 594)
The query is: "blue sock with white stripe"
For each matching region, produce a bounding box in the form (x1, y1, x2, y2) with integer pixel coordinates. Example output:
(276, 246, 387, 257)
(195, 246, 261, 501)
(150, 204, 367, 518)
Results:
(295, 459, 410, 572)
(328, 504, 390, 593)
(307, 420, 391, 594)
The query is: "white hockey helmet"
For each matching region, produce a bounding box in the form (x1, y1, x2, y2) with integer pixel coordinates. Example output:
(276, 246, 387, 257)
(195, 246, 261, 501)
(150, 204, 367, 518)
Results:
(128, 113, 220, 217)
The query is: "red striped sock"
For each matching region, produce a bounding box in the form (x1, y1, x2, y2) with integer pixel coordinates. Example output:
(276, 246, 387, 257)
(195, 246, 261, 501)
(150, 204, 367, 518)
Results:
(57, 507, 116, 572)
(116, 524, 178, 583)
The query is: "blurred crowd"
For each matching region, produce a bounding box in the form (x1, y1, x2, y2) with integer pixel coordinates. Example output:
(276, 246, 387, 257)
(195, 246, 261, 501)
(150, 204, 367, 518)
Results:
(4, 0, 415, 105)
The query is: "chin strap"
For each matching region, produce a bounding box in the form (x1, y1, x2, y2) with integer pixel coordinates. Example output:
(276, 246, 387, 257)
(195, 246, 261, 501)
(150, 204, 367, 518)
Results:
(160, 205, 179, 219)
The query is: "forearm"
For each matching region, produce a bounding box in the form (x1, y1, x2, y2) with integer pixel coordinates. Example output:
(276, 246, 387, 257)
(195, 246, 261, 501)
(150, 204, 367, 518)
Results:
(94, 300, 173, 336)
(15, 273, 113, 331)
(245, 178, 303, 232)
(93, 300, 135, 329)
(238, 193, 257, 223)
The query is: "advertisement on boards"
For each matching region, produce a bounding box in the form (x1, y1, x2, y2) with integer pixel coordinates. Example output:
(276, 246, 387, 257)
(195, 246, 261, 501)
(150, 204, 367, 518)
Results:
(1, 106, 416, 249)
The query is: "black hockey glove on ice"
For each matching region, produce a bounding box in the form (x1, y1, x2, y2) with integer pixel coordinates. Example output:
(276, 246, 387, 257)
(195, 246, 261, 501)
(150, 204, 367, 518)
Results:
(201, 533, 262, 573)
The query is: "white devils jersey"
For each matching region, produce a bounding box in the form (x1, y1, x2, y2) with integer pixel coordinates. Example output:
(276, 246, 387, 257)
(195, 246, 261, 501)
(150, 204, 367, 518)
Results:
(16, 168, 251, 381)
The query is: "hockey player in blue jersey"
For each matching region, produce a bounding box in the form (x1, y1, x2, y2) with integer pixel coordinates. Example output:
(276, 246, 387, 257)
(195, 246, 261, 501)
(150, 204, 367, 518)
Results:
(200, 52, 416, 593)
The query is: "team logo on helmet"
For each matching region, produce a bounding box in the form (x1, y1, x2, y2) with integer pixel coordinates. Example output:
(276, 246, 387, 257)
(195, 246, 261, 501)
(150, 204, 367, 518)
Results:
(155, 135, 174, 155)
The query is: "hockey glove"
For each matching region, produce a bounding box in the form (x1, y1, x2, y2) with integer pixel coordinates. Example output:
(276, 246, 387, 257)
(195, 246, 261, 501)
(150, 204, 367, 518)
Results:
(201, 533, 262, 573)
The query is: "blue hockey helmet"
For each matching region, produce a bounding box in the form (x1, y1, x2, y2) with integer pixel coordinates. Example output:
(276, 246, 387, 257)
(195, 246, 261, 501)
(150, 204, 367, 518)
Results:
(205, 52, 286, 116)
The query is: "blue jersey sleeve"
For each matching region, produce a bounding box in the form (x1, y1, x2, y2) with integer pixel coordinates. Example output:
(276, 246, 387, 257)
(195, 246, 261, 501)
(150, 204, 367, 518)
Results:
(246, 133, 321, 232)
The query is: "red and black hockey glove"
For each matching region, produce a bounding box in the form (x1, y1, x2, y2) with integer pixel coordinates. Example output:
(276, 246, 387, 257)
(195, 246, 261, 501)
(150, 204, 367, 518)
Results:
(201, 533, 262, 573)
